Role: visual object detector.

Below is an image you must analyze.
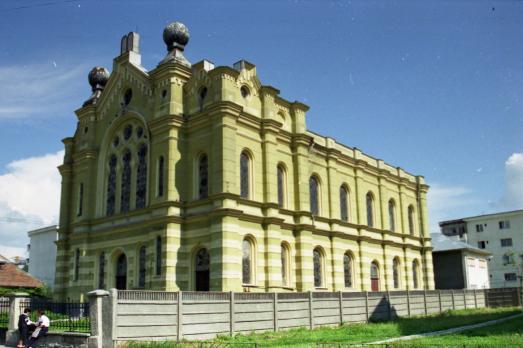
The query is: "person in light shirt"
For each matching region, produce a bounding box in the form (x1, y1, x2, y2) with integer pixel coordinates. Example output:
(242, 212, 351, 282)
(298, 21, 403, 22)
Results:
(27, 310, 49, 348)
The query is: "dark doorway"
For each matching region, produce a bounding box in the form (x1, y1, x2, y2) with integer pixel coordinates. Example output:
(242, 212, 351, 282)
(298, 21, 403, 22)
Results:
(195, 248, 210, 291)
(371, 262, 380, 292)
(116, 253, 127, 290)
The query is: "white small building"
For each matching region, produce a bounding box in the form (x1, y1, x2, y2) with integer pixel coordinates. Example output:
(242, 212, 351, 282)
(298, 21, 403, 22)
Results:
(431, 233, 491, 289)
(28, 225, 58, 289)
(440, 209, 523, 288)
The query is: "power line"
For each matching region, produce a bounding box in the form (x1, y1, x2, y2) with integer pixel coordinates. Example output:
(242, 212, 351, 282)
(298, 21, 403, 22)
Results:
(0, 0, 81, 12)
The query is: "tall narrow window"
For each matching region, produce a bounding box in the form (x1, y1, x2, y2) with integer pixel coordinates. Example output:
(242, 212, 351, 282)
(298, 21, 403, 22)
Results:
(198, 154, 208, 199)
(393, 258, 400, 289)
(120, 151, 132, 213)
(136, 144, 148, 209)
(412, 260, 420, 289)
(77, 183, 84, 217)
(157, 156, 165, 197)
(277, 165, 285, 208)
(106, 155, 117, 216)
(98, 252, 105, 289)
(370, 261, 380, 291)
(242, 238, 253, 284)
(156, 236, 162, 276)
(408, 205, 415, 236)
(74, 248, 80, 281)
(310, 176, 319, 216)
(366, 192, 374, 227)
(343, 253, 353, 288)
(240, 152, 250, 199)
(281, 243, 290, 287)
(340, 186, 349, 222)
(138, 246, 146, 288)
(388, 199, 396, 232)
(313, 248, 323, 288)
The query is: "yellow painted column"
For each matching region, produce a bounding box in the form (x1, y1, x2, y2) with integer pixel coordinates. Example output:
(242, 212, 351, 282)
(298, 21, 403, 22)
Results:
(295, 229, 314, 291)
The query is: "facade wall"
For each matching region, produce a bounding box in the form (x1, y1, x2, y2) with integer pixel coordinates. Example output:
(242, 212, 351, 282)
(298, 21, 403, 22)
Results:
(28, 226, 58, 289)
(462, 211, 523, 288)
(54, 36, 435, 301)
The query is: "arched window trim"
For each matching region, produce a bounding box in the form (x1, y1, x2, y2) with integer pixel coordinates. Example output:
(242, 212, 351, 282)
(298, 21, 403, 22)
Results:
(392, 257, 401, 289)
(313, 246, 325, 288)
(340, 184, 349, 222)
(277, 164, 287, 208)
(138, 245, 146, 288)
(408, 205, 416, 236)
(240, 150, 253, 199)
(242, 236, 256, 285)
(281, 242, 291, 287)
(309, 175, 321, 216)
(343, 251, 354, 288)
(388, 199, 396, 232)
(366, 192, 375, 228)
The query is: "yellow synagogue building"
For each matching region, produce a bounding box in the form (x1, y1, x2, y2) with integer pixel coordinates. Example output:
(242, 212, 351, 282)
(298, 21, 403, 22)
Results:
(54, 22, 435, 301)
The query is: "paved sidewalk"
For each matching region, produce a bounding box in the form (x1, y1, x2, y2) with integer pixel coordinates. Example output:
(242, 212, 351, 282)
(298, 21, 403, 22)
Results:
(369, 312, 523, 345)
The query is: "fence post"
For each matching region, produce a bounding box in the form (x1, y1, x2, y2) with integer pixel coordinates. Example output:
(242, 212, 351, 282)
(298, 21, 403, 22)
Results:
(308, 291, 313, 329)
(438, 290, 442, 313)
(387, 291, 392, 320)
(87, 290, 109, 348)
(338, 291, 343, 325)
(451, 290, 455, 309)
(5, 292, 29, 347)
(177, 291, 183, 341)
(273, 292, 278, 332)
(463, 290, 467, 309)
(229, 291, 235, 336)
(365, 291, 369, 322)
(406, 290, 411, 317)
(423, 290, 428, 315)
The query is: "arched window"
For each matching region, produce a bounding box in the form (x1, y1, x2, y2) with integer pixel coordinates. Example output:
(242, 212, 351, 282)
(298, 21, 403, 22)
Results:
(393, 257, 400, 289)
(340, 185, 349, 222)
(116, 253, 127, 290)
(157, 156, 165, 197)
(198, 87, 207, 111)
(343, 253, 354, 288)
(277, 165, 286, 208)
(366, 192, 374, 227)
(136, 144, 148, 209)
(156, 236, 162, 276)
(74, 248, 80, 281)
(242, 238, 254, 285)
(98, 252, 105, 289)
(138, 246, 146, 288)
(77, 183, 84, 217)
(240, 152, 250, 199)
(388, 199, 396, 232)
(370, 261, 380, 291)
(106, 155, 117, 216)
(281, 243, 290, 287)
(313, 247, 324, 288)
(310, 176, 320, 216)
(195, 248, 210, 291)
(198, 154, 209, 199)
(408, 205, 416, 236)
(120, 151, 132, 213)
(412, 260, 420, 289)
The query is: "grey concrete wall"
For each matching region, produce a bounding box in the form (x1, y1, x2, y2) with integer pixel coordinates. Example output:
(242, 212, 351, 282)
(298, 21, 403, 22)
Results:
(112, 288, 492, 344)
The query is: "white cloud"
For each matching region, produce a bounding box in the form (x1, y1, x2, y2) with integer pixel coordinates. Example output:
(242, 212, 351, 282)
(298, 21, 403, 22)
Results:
(497, 153, 523, 210)
(0, 151, 63, 257)
(0, 62, 87, 119)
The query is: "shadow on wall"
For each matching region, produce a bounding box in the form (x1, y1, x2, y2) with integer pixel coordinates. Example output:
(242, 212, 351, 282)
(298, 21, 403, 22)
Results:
(369, 293, 398, 322)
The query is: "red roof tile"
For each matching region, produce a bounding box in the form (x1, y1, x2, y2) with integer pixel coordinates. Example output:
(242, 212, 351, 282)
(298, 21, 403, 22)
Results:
(0, 263, 43, 288)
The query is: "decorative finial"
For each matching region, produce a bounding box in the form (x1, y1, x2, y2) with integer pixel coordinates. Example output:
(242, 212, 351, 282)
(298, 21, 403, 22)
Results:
(159, 21, 191, 67)
(83, 67, 110, 107)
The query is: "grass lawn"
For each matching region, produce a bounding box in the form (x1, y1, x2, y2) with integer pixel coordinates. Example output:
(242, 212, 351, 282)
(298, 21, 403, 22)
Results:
(393, 314, 523, 347)
(125, 307, 522, 348)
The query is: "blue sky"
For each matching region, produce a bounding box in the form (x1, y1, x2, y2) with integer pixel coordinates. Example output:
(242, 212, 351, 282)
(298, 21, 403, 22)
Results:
(0, 0, 522, 255)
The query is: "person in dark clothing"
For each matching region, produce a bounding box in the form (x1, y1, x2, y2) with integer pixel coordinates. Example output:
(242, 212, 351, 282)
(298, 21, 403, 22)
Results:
(27, 309, 49, 348)
(17, 308, 33, 348)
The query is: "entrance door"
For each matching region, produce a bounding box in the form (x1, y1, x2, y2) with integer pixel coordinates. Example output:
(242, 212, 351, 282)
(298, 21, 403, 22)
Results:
(116, 253, 127, 290)
(370, 262, 379, 292)
(195, 248, 210, 291)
